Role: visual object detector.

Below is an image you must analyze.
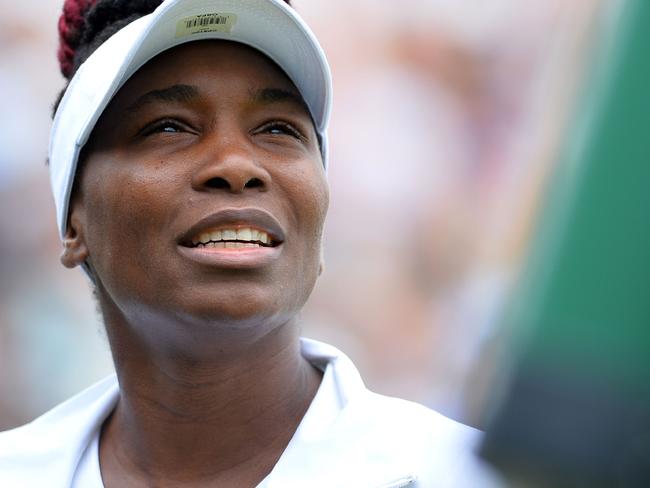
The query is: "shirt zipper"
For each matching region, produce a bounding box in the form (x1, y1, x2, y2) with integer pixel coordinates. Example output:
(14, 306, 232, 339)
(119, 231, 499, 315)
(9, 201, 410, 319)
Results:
(377, 475, 417, 488)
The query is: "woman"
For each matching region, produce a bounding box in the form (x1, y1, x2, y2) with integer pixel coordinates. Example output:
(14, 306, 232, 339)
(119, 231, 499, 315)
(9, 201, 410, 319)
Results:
(0, 0, 482, 486)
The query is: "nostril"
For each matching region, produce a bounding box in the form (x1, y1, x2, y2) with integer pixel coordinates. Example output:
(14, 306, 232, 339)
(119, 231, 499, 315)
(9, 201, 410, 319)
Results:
(245, 178, 264, 189)
(205, 177, 230, 189)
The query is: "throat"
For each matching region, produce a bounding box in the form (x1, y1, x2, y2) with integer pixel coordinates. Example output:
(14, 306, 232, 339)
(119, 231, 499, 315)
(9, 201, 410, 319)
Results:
(100, 338, 322, 486)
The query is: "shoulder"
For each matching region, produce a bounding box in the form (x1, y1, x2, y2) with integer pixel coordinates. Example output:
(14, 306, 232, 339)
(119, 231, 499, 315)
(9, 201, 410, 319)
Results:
(300, 338, 487, 486)
(342, 391, 494, 487)
(346, 389, 482, 458)
(300, 389, 487, 487)
(0, 375, 118, 486)
(304, 337, 480, 443)
(362, 390, 479, 439)
(303, 337, 481, 448)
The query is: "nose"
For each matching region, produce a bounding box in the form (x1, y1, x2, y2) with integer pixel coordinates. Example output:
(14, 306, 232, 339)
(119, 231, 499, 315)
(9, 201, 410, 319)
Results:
(190, 135, 270, 194)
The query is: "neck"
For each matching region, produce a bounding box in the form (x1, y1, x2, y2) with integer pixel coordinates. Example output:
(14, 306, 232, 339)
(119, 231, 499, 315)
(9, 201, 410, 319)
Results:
(98, 308, 321, 486)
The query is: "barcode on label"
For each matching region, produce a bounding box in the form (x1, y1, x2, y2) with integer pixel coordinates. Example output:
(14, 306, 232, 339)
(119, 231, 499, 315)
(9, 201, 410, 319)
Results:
(185, 15, 228, 28)
(175, 13, 237, 38)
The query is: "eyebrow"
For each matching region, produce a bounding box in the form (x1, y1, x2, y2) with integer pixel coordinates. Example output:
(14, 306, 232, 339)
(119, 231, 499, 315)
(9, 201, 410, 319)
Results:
(249, 88, 309, 112)
(124, 84, 309, 114)
(125, 84, 200, 114)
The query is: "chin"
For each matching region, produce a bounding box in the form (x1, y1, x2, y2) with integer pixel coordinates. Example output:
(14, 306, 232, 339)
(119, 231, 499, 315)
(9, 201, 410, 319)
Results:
(169, 286, 298, 329)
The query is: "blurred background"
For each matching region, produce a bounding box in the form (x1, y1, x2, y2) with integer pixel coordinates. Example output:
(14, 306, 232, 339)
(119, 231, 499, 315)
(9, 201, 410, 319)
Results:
(0, 0, 618, 442)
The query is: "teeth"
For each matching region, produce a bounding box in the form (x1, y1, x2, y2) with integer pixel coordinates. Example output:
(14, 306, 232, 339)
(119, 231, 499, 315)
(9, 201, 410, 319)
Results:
(222, 229, 237, 240)
(191, 227, 272, 246)
(237, 228, 252, 241)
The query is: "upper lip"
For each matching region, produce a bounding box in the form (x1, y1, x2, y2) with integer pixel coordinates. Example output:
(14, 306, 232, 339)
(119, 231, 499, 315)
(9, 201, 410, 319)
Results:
(178, 208, 285, 247)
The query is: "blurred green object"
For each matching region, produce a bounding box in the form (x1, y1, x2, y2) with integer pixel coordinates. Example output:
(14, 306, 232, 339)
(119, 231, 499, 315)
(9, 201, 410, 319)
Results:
(480, 0, 650, 486)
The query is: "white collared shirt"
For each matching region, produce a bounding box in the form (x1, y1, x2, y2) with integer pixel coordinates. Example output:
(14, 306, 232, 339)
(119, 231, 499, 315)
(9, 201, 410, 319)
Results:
(0, 339, 492, 487)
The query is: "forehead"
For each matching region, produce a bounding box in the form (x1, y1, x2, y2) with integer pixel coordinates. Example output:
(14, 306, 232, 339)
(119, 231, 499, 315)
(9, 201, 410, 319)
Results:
(112, 40, 304, 108)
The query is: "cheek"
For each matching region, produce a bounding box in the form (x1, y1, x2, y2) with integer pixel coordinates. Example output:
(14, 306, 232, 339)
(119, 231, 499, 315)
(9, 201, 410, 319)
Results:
(79, 156, 177, 277)
(290, 168, 329, 244)
(283, 167, 329, 276)
(310, 182, 329, 245)
(293, 176, 329, 307)
(310, 173, 330, 241)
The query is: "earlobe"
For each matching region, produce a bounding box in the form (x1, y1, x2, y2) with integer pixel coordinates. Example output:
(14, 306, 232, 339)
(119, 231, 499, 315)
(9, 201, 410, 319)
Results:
(60, 212, 89, 269)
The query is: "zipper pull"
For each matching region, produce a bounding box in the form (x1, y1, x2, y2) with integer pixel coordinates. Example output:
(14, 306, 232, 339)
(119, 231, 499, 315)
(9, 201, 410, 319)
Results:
(377, 475, 417, 488)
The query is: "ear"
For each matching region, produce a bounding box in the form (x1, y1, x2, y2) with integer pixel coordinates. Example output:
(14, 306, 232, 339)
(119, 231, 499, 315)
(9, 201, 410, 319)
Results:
(60, 206, 90, 269)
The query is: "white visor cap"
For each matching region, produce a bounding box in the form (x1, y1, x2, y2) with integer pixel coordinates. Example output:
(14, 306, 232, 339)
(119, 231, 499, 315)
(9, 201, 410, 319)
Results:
(49, 0, 332, 240)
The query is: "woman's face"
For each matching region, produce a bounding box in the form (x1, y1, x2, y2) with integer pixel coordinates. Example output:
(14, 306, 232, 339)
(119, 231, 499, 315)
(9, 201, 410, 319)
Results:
(65, 41, 328, 336)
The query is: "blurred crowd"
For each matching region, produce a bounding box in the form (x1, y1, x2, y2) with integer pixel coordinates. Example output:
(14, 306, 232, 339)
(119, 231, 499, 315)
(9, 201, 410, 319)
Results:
(0, 0, 601, 430)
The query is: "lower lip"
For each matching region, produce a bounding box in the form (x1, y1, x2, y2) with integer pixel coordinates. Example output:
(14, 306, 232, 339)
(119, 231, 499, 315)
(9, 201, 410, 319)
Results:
(177, 244, 282, 269)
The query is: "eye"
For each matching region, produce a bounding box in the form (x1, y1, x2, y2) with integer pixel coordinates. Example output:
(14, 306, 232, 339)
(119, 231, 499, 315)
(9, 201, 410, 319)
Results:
(254, 121, 305, 140)
(139, 118, 188, 137)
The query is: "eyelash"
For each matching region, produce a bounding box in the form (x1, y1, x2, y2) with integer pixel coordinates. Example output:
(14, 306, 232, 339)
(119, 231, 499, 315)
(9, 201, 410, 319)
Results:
(138, 118, 305, 141)
(139, 118, 186, 136)
(255, 121, 305, 140)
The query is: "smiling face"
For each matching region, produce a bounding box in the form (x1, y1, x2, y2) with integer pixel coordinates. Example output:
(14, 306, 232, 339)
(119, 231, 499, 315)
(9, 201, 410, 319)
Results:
(63, 41, 329, 342)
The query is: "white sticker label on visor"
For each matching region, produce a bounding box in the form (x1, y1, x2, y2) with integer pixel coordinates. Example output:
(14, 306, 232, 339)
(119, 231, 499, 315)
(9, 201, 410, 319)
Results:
(176, 13, 237, 37)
